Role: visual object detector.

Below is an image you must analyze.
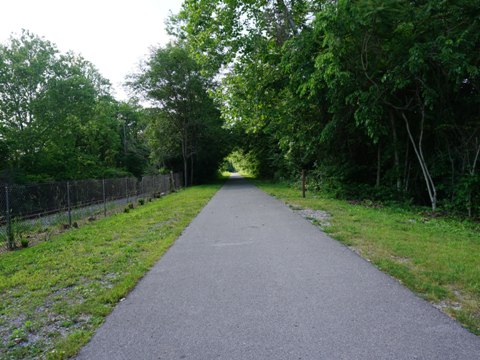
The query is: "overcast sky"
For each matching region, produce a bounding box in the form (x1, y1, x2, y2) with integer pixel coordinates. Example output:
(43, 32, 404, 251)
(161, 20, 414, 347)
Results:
(0, 0, 184, 100)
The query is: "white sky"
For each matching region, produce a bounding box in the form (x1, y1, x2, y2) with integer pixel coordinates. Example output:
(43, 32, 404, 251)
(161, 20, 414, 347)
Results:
(0, 0, 184, 100)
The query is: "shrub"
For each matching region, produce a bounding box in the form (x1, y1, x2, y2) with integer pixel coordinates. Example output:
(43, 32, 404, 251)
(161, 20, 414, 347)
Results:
(20, 238, 29, 248)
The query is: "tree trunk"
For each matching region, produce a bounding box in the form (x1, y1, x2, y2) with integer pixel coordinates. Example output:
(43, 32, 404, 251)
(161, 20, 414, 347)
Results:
(389, 111, 401, 191)
(467, 192, 472, 218)
(404, 162, 411, 193)
(447, 144, 455, 203)
(190, 154, 194, 186)
(276, 0, 298, 35)
(181, 139, 188, 187)
(467, 142, 480, 217)
(402, 111, 437, 212)
(376, 144, 381, 188)
(302, 169, 306, 198)
(403, 136, 410, 193)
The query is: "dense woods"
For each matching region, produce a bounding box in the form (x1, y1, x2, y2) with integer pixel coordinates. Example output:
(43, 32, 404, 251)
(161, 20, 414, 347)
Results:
(0, 31, 228, 186)
(1, 1, 479, 216)
(176, 0, 480, 216)
(128, 44, 230, 186)
(0, 31, 150, 183)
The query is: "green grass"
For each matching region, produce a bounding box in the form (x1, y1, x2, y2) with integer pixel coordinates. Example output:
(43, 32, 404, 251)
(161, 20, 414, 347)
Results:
(255, 180, 480, 335)
(0, 184, 222, 359)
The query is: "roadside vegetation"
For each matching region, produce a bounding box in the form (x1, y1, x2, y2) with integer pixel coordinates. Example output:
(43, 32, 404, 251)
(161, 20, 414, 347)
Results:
(255, 180, 480, 335)
(178, 0, 480, 218)
(1, 0, 478, 354)
(0, 184, 221, 359)
(0, 31, 229, 187)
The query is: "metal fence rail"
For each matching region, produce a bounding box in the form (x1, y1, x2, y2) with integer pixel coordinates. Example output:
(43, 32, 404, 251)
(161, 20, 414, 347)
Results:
(0, 172, 183, 251)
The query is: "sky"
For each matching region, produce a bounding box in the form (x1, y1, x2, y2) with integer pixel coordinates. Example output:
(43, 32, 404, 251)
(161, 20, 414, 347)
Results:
(0, 0, 184, 100)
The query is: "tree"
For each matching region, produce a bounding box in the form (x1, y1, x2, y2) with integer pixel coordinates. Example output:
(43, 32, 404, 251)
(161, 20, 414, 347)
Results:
(0, 30, 134, 182)
(115, 101, 150, 178)
(177, 0, 321, 177)
(0, 30, 58, 174)
(129, 43, 228, 185)
(177, 0, 480, 215)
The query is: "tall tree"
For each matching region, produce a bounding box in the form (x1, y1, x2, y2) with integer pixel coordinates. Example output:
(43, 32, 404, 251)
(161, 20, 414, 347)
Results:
(0, 30, 58, 173)
(129, 43, 228, 185)
(0, 30, 132, 182)
(178, 0, 480, 215)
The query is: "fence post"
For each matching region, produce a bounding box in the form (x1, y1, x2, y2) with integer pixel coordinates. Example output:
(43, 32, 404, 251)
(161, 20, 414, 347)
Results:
(125, 177, 129, 203)
(170, 172, 175, 193)
(5, 186, 13, 249)
(67, 181, 72, 227)
(102, 179, 107, 217)
(135, 179, 139, 201)
(302, 169, 306, 198)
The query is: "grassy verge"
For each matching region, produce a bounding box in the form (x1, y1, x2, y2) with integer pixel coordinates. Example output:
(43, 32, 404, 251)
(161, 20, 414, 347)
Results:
(0, 183, 222, 359)
(255, 180, 480, 335)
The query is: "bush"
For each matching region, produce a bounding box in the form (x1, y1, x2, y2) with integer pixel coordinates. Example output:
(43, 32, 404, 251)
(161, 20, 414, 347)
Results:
(20, 238, 29, 248)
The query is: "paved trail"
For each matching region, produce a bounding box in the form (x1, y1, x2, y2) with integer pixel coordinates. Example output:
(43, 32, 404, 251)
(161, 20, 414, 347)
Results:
(76, 175, 479, 360)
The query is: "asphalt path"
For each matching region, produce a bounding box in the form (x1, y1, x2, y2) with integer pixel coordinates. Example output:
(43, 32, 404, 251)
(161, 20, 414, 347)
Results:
(76, 175, 480, 360)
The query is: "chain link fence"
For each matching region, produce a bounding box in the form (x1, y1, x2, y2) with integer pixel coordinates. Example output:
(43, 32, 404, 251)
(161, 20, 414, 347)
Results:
(0, 172, 183, 252)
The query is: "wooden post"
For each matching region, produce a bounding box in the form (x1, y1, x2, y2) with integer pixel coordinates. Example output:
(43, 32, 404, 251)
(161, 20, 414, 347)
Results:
(125, 178, 129, 203)
(302, 169, 306, 198)
(170, 171, 176, 192)
(67, 181, 72, 227)
(102, 179, 107, 217)
(5, 186, 13, 249)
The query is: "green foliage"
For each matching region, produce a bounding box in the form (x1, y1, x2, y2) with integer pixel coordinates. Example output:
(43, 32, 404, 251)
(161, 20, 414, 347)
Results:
(178, 0, 480, 216)
(129, 43, 231, 185)
(115, 100, 151, 178)
(219, 159, 236, 173)
(0, 31, 150, 183)
(224, 151, 256, 177)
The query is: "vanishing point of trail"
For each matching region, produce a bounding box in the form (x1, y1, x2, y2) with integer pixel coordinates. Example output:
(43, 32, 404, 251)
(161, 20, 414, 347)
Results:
(76, 175, 479, 360)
